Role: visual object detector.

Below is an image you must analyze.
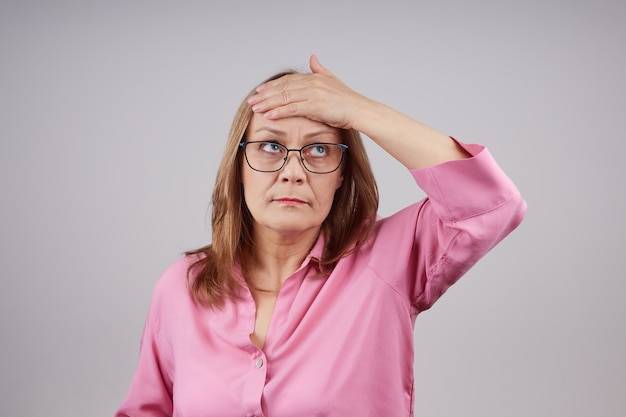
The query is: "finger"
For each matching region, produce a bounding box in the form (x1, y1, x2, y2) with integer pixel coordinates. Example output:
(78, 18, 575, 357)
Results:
(255, 72, 308, 93)
(263, 102, 303, 120)
(310, 54, 333, 77)
(249, 87, 309, 113)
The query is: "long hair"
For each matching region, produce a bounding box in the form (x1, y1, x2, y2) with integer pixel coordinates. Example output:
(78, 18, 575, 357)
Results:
(186, 70, 379, 308)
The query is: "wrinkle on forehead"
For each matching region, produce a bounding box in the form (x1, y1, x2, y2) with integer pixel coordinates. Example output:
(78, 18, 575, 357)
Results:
(248, 115, 341, 144)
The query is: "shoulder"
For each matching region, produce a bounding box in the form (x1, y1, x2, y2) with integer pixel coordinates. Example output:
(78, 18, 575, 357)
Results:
(143, 254, 210, 325)
(152, 254, 204, 299)
(369, 200, 428, 241)
(352, 201, 427, 269)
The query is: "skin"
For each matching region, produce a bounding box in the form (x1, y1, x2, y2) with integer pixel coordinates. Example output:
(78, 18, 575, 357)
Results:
(241, 114, 344, 348)
(243, 55, 470, 348)
(248, 54, 471, 170)
(242, 114, 344, 266)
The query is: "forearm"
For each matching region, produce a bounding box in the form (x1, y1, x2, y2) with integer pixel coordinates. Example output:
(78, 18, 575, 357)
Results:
(351, 97, 471, 170)
(249, 55, 472, 169)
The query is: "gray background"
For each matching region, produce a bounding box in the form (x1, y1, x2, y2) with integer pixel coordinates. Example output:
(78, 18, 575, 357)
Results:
(1, 0, 624, 416)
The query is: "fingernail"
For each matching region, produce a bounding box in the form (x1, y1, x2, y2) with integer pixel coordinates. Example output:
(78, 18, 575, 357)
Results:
(264, 110, 274, 119)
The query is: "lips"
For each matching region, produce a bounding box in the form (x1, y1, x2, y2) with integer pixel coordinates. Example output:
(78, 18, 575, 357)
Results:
(274, 197, 307, 204)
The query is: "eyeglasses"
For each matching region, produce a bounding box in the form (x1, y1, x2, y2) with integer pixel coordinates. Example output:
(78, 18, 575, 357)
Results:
(239, 141, 348, 174)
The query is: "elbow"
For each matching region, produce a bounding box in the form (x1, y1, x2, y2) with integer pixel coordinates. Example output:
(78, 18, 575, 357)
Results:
(509, 191, 527, 232)
(491, 191, 527, 246)
(463, 191, 527, 250)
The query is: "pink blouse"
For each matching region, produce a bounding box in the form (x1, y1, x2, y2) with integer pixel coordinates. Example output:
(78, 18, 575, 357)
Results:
(116, 142, 526, 417)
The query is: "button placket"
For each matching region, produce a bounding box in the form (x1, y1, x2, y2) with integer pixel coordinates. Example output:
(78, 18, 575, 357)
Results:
(242, 351, 268, 417)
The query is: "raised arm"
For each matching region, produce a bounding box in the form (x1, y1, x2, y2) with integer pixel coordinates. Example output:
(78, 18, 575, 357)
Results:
(246, 54, 470, 169)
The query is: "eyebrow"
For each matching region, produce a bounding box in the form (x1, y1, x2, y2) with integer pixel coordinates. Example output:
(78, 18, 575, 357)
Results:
(252, 126, 339, 139)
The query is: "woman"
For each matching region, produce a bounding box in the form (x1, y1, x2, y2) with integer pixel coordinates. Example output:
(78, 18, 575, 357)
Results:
(116, 55, 526, 416)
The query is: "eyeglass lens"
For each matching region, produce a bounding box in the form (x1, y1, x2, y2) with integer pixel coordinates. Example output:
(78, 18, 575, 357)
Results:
(243, 142, 346, 173)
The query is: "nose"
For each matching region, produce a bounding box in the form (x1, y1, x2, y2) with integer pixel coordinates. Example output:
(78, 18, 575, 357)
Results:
(279, 151, 306, 182)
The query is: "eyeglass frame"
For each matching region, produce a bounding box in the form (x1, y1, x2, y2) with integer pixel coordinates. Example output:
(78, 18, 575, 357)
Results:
(239, 141, 348, 174)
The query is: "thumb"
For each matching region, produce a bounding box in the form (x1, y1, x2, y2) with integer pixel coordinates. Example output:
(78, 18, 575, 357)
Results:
(310, 54, 333, 77)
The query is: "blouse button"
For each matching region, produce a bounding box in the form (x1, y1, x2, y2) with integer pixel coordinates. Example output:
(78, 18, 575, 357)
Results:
(255, 358, 264, 368)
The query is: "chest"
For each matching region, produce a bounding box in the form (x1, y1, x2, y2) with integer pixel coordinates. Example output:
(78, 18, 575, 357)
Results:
(249, 290, 277, 349)
(168, 262, 415, 417)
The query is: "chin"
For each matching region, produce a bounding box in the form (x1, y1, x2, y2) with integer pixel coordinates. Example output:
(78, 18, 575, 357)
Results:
(266, 221, 321, 235)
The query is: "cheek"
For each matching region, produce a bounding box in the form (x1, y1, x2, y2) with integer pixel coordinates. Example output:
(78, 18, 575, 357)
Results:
(240, 169, 255, 206)
(242, 182, 261, 209)
(335, 173, 344, 190)
(241, 170, 273, 206)
(331, 171, 344, 194)
(241, 164, 259, 192)
(317, 176, 343, 206)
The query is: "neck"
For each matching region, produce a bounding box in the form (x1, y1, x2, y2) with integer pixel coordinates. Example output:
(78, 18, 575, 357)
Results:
(244, 227, 320, 291)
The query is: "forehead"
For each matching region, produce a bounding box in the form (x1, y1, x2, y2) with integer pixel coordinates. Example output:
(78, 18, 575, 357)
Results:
(247, 114, 341, 142)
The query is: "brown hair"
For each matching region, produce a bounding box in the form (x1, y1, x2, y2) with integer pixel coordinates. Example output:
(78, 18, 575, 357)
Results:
(186, 70, 379, 308)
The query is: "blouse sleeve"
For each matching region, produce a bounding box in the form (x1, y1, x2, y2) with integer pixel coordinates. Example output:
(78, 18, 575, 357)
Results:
(368, 140, 527, 315)
(115, 284, 174, 417)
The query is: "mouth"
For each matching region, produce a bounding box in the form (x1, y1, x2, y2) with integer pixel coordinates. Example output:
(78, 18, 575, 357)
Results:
(273, 197, 307, 206)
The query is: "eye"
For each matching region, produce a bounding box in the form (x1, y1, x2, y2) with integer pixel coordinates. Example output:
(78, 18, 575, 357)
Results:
(259, 142, 283, 154)
(307, 144, 329, 157)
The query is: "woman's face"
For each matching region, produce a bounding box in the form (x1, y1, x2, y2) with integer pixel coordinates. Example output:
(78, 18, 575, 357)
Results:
(241, 113, 344, 239)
